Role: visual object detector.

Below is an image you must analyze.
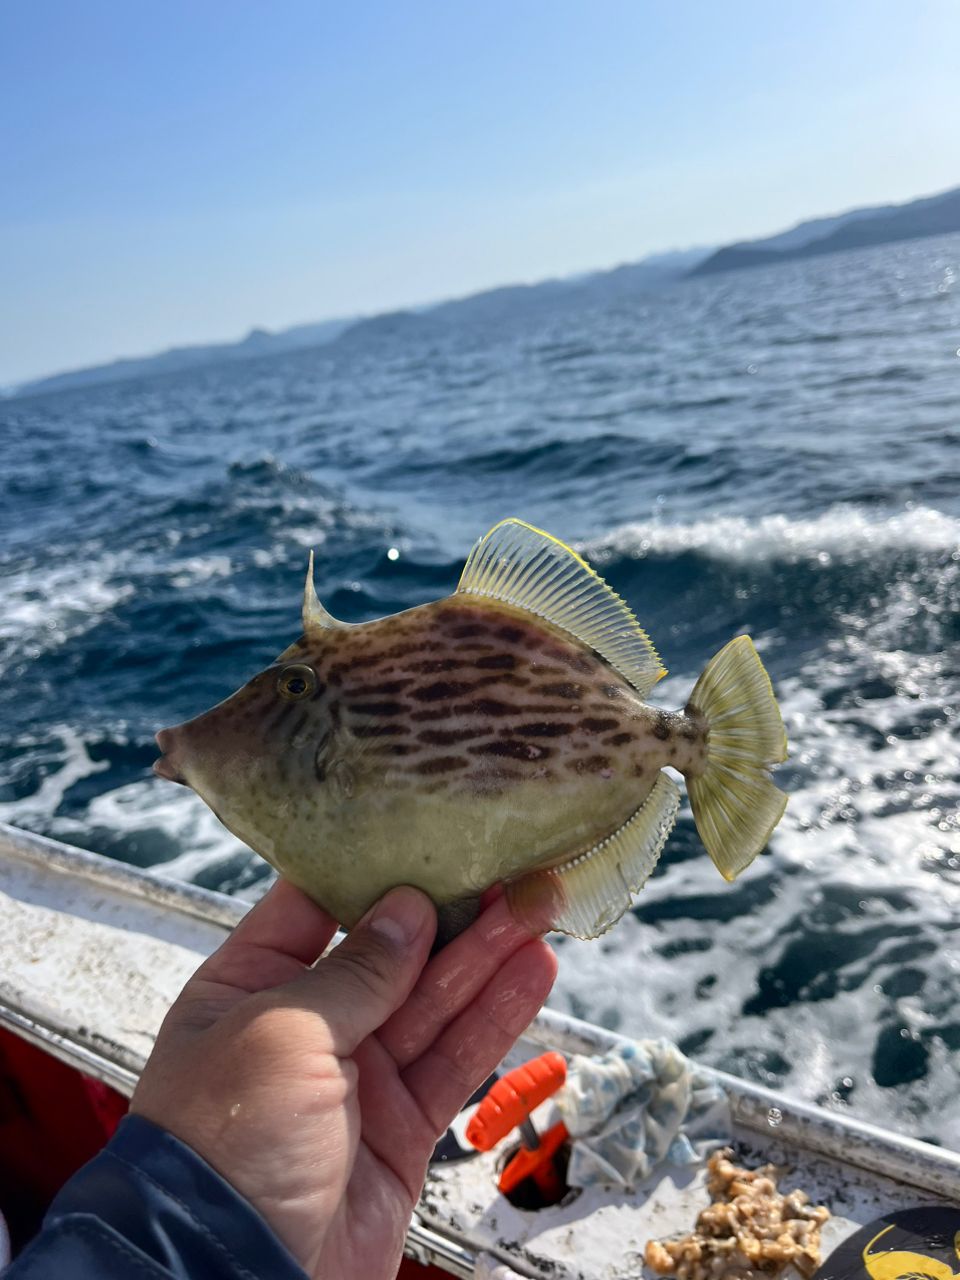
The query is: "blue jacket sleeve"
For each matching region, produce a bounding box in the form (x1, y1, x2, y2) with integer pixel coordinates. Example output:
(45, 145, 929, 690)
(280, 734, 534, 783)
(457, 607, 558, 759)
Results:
(6, 1114, 308, 1279)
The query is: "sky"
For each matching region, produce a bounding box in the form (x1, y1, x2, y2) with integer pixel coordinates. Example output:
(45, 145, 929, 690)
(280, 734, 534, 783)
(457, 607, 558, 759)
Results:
(2, 1, 959, 386)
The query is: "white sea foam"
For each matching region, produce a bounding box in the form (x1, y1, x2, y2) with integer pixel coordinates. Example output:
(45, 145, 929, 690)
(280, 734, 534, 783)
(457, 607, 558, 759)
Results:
(83, 779, 255, 883)
(0, 548, 239, 675)
(0, 730, 255, 886)
(585, 504, 960, 565)
(541, 502, 960, 1141)
(168, 555, 233, 589)
(0, 554, 135, 671)
(0, 727, 108, 824)
(549, 625, 960, 1145)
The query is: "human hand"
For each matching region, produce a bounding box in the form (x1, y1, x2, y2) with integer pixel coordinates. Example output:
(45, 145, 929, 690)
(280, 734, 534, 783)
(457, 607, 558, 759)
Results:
(131, 881, 557, 1279)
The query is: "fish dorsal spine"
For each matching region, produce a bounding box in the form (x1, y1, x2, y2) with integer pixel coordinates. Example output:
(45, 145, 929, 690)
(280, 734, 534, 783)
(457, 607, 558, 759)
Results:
(457, 518, 666, 697)
(303, 550, 348, 632)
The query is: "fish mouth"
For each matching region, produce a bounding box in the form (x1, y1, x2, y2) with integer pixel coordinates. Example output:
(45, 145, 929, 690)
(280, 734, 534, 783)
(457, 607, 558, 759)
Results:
(153, 727, 188, 786)
(153, 755, 187, 786)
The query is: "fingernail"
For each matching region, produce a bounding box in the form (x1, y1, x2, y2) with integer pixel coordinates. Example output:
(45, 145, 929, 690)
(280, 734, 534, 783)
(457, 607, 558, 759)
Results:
(366, 886, 432, 946)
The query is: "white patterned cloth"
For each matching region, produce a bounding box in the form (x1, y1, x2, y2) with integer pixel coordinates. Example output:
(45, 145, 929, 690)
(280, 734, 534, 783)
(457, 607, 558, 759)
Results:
(556, 1039, 730, 1189)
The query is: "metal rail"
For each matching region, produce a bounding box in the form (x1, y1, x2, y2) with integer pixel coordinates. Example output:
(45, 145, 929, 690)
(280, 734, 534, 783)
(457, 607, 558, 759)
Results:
(0, 820, 249, 929)
(531, 1006, 960, 1201)
(0, 1003, 140, 1096)
(405, 1219, 479, 1279)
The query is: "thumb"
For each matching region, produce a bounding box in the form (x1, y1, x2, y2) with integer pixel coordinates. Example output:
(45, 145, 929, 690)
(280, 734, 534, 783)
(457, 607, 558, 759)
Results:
(282, 886, 436, 1056)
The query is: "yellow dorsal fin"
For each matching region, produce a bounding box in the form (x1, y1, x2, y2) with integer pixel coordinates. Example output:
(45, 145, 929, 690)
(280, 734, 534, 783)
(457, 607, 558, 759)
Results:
(303, 550, 346, 632)
(457, 518, 665, 697)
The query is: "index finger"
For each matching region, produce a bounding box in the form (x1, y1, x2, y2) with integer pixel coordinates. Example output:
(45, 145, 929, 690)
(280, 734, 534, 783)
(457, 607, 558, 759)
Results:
(194, 878, 339, 994)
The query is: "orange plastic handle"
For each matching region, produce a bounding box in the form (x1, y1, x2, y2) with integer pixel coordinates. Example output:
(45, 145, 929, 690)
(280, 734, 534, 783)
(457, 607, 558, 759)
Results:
(465, 1051, 567, 1151)
(498, 1120, 568, 1198)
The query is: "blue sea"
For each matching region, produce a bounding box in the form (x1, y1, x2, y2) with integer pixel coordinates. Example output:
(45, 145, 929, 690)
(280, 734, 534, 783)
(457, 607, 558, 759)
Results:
(2, 233, 959, 1144)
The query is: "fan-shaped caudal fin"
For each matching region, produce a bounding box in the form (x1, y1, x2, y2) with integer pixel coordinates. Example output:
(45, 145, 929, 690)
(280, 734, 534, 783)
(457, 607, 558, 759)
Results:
(505, 772, 680, 939)
(458, 518, 665, 699)
(686, 635, 788, 881)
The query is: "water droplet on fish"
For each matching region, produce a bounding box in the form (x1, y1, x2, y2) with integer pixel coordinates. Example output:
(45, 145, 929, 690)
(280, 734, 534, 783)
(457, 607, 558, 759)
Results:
(767, 1107, 782, 1127)
(229, 1103, 241, 1118)
(387, 547, 400, 561)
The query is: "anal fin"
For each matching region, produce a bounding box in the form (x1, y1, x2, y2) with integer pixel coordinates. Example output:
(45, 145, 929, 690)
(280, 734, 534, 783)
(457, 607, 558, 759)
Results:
(505, 772, 680, 940)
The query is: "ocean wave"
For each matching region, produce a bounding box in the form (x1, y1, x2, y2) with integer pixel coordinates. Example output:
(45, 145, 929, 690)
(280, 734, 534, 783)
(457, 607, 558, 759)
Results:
(0, 724, 260, 891)
(553, 632, 960, 1143)
(0, 552, 136, 673)
(0, 726, 108, 824)
(454, 433, 687, 479)
(586, 505, 960, 566)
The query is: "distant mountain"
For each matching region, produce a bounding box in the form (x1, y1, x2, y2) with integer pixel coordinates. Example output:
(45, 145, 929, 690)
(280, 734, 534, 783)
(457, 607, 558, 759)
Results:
(14, 244, 714, 397)
(14, 316, 355, 399)
(333, 309, 442, 346)
(27, 179, 960, 396)
(576, 247, 712, 302)
(427, 278, 574, 326)
(693, 185, 960, 277)
(332, 247, 714, 345)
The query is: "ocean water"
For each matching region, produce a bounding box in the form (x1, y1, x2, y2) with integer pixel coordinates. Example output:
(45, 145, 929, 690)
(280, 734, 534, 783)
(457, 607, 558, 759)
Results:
(2, 232, 959, 1145)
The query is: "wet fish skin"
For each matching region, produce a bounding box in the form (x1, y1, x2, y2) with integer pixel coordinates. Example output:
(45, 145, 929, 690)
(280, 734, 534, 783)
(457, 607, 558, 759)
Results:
(156, 595, 706, 929)
(154, 518, 787, 940)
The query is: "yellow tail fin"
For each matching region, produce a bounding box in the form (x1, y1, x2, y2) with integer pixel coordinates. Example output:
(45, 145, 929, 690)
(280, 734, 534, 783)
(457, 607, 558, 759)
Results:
(686, 635, 788, 880)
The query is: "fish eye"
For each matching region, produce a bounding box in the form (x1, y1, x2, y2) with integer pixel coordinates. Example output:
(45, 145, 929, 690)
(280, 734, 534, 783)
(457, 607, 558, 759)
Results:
(277, 664, 318, 701)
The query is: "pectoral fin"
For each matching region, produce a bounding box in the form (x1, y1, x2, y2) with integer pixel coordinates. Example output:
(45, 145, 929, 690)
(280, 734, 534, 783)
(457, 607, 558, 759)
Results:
(505, 771, 680, 939)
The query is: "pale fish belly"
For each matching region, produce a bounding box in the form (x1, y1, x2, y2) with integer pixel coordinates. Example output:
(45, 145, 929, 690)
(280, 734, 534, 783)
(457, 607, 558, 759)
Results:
(267, 597, 697, 926)
(276, 773, 659, 927)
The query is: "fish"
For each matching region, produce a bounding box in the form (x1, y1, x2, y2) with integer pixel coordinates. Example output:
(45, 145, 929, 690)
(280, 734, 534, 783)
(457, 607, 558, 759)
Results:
(153, 519, 788, 943)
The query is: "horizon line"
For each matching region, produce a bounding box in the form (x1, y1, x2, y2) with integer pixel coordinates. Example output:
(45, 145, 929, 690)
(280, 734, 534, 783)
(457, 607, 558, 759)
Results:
(10, 176, 959, 395)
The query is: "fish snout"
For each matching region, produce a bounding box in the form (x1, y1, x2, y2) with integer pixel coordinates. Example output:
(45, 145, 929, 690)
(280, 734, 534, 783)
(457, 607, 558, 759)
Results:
(154, 726, 188, 785)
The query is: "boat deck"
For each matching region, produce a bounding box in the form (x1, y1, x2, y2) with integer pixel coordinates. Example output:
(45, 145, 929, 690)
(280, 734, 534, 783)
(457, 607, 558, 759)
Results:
(2, 820, 958, 1279)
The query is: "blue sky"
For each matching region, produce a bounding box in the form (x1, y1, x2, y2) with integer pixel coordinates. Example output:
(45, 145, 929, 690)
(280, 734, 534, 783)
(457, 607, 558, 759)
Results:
(2, 1, 959, 385)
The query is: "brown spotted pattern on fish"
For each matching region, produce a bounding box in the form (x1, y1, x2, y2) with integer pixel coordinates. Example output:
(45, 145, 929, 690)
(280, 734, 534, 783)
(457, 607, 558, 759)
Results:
(289, 598, 708, 801)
